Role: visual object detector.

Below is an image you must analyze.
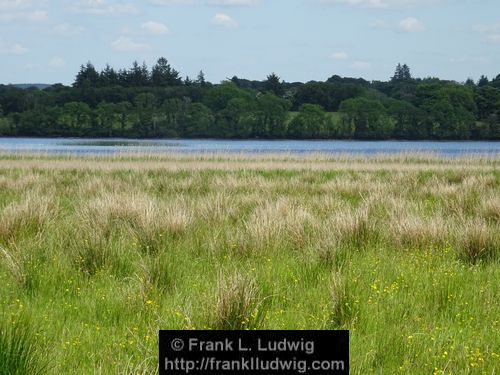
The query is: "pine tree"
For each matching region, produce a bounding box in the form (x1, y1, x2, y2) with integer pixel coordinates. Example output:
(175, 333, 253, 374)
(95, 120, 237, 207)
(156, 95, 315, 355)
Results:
(196, 70, 206, 86)
(391, 63, 412, 81)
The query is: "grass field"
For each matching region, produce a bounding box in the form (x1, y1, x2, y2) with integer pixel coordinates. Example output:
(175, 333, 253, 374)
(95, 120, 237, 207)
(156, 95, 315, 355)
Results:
(0, 152, 499, 374)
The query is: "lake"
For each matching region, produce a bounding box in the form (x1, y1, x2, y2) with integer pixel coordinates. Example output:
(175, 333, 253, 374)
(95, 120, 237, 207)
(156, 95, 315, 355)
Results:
(0, 137, 499, 155)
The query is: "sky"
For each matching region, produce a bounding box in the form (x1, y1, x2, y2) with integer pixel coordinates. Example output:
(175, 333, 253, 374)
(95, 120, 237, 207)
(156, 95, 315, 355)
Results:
(0, 0, 499, 85)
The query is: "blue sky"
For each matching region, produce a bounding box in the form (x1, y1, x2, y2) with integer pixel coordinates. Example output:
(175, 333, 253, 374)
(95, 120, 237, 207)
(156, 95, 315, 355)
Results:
(0, 0, 499, 85)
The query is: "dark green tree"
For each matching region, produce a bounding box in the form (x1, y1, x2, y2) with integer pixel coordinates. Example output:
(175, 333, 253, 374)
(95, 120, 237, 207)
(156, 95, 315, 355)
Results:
(339, 97, 394, 139)
(477, 75, 489, 87)
(57, 102, 92, 135)
(74, 62, 100, 88)
(182, 103, 214, 137)
(254, 93, 290, 138)
(392, 63, 412, 81)
(151, 57, 181, 87)
(196, 70, 207, 86)
(264, 73, 284, 97)
(288, 104, 333, 138)
(203, 81, 252, 112)
(100, 64, 119, 86)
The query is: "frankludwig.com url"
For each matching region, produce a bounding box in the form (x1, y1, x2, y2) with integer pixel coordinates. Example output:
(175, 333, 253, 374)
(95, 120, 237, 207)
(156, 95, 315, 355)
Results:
(165, 356, 346, 374)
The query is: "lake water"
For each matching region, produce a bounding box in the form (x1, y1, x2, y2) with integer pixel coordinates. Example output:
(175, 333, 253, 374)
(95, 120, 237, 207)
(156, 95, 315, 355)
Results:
(0, 137, 499, 156)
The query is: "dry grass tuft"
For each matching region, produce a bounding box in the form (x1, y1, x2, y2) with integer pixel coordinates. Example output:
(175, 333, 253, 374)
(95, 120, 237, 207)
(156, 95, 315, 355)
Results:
(0, 194, 57, 244)
(212, 271, 265, 330)
(480, 196, 500, 223)
(243, 198, 316, 252)
(388, 215, 449, 249)
(327, 271, 355, 329)
(454, 220, 499, 264)
(329, 207, 377, 249)
(0, 245, 26, 286)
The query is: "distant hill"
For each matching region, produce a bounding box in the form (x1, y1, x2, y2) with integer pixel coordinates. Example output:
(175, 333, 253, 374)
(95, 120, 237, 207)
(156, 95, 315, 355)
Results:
(12, 83, 52, 90)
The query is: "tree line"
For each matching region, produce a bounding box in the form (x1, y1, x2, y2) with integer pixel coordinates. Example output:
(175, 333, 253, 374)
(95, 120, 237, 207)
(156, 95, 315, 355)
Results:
(0, 59, 499, 139)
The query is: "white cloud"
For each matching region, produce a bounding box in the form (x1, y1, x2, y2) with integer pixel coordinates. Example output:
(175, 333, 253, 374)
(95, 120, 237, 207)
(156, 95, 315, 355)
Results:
(141, 20, 169, 35)
(331, 51, 348, 60)
(488, 34, 500, 44)
(211, 13, 237, 28)
(370, 19, 390, 29)
(399, 17, 425, 32)
(449, 56, 488, 64)
(0, 0, 48, 21)
(26, 10, 47, 20)
(149, 0, 259, 5)
(208, 0, 259, 5)
(0, 0, 45, 11)
(473, 23, 500, 34)
(111, 37, 150, 52)
(148, 0, 199, 4)
(0, 41, 28, 55)
(0, 9, 48, 21)
(49, 56, 66, 68)
(72, 0, 137, 15)
(350, 61, 371, 70)
(317, 0, 439, 8)
(53, 23, 84, 35)
(473, 23, 500, 44)
(370, 17, 425, 33)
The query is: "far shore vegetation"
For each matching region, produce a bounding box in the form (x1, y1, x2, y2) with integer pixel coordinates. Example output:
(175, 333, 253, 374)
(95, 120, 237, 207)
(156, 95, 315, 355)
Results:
(0, 152, 499, 373)
(1, 59, 499, 140)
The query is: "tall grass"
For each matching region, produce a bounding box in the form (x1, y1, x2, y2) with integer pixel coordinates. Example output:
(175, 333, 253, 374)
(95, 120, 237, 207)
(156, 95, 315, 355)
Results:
(212, 271, 267, 330)
(0, 152, 498, 373)
(0, 318, 48, 375)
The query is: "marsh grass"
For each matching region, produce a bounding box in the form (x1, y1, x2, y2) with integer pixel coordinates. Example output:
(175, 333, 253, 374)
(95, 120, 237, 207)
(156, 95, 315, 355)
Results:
(327, 271, 356, 329)
(455, 220, 499, 264)
(0, 317, 49, 375)
(0, 194, 57, 245)
(0, 152, 499, 374)
(212, 271, 267, 330)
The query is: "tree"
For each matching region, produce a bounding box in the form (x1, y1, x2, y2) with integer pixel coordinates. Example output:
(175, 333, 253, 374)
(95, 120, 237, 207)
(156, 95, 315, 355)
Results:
(196, 70, 207, 86)
(94, 102, 122, 136)
(0, 107, 14, 135)
(57, 102, 92, 135)
(151, 57, 182, 87)
(421, 91, 475, 140)
(465, 78, 475, 87)
(254, 93, 290, 138)
(491, 74, 500, 89)
(74, 62, 100, 88)
(288, 104, 333, 138)
(215, 96, 255, 138)
(293, 81, 363, 111)
(339, 97, 394, 139)
(182, 103, 214, 138)
(387, 99, 426, 139)
(203, 81, 252, 112)
(133, 93, 158, 136)
(477, 75, 489, 87)
(100, 64, 119, 87)
(264, 73, 284, 97)
(392, 63, 412, 82)
(127, 61, 150, 87)
(475, 86, 500, 119)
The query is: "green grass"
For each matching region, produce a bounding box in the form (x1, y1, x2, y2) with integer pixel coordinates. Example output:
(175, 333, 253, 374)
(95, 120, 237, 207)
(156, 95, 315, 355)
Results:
(0, 153, 499, 374)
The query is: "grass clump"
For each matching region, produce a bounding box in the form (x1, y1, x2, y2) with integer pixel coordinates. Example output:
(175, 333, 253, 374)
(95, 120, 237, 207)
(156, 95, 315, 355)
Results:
(327, 270, 356, 329)
(455, 220, 499, 264)
(212, 271, 267, 330)
(0, 318, 48, 375)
